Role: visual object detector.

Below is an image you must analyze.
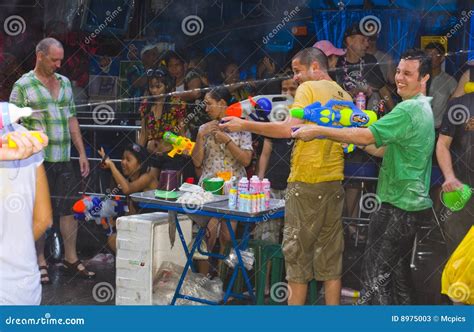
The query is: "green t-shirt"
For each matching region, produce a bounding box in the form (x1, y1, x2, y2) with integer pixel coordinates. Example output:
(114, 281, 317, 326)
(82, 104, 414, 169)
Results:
(369, 94, 434, 211)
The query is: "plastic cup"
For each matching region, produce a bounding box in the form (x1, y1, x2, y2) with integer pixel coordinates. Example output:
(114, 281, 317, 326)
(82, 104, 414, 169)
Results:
(441, 184, 472, 212)
(159, 170, 181, 191)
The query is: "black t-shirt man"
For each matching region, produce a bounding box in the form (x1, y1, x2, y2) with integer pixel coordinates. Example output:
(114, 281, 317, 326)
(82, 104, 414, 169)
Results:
(336, 54, 385, 91)
(335, 54, 386, 109)
(265, 138, 294, 190)
(439, 94, 474, 186)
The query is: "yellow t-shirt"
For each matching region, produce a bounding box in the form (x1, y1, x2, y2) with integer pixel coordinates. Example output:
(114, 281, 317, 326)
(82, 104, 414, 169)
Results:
(288, 80, 353, 184)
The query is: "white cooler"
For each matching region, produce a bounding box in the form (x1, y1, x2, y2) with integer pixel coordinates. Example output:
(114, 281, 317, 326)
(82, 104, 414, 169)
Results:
(115, 212, 193, 305)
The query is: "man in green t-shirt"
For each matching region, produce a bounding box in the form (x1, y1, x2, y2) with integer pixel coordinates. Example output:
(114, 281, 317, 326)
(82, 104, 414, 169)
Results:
(292, 49, 434, 304)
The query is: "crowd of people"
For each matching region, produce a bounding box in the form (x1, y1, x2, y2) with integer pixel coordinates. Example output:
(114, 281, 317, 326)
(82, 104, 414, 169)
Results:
(0, 18, 472, 306)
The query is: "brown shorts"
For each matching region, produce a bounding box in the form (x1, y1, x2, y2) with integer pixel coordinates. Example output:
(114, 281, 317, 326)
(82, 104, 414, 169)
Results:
(282, 181, 345, 283)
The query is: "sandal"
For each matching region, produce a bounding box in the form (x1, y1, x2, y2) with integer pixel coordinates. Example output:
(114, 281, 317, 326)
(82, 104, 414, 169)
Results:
(39, 265, 51, 285)
(62, 260, 96, 279)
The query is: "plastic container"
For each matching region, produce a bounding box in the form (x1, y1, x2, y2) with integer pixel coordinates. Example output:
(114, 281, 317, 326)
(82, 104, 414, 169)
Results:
(244, 194, 252, 212)
(259, 193, 265, 211)
(203, 178, 224, 195)
(238, 177, 249, 194)
(251, 194, 258, 213)
(228, 188, 238, 209)
(249, 175, 261, 194)
(239, 194, 250, 212)
(115, 212, 193, 305)
(262, 178, 271, 209)
(159, 170, 181, 191)
(441, 184, 472, 212)
(355, 92, 366, 111)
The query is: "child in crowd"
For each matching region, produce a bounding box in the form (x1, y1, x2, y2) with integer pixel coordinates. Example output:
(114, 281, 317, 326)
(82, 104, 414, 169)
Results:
(98, 143, 158, 253)
(0, 124, 52, 304)
(192, 87, 253, 274)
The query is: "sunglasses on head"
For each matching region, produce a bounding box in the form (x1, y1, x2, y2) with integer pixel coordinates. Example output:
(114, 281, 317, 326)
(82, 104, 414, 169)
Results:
(146, 68, 167, 78)
(132, 143, 142, 153)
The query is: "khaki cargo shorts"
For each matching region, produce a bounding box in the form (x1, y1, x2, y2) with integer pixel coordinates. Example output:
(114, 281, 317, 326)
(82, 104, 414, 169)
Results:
(282, 181, 345, 283)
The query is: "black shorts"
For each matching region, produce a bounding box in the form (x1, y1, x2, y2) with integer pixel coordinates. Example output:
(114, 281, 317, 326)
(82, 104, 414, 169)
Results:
(43, 161, 79, 217)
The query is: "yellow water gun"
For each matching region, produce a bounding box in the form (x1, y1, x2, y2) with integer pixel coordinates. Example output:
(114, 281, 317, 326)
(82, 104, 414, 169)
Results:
(162, 131, 195, 158)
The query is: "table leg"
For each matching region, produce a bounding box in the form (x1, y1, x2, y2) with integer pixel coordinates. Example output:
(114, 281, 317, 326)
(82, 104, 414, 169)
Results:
(223, 220, 255, 303)
(171, 226, 206, 305)
(173, 212, 191, 266)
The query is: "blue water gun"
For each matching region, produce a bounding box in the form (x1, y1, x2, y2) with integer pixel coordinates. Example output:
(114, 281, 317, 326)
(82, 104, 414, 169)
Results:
(290, 100, 378, 152)
(72, 195, 129, 236)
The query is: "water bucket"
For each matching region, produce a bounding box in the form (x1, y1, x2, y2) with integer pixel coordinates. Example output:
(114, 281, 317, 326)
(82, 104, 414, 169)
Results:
(203, 178, 224, 195)
(441, 184, 472, 212)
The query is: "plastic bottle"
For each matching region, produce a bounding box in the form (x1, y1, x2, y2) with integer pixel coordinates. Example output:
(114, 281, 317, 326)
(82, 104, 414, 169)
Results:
(0, 102, 33, 129)
(249, 175, 260, 194)
(341, 287, 361, 298)
(228, 188, 237, 209)
(355, 92, 366, 111)
(238, 193, 245, 211)
(238, 177, 249, 195)
(259, 193, 265, 211)
(251, 194, 258, 213)
(244, 194, 251, 212)
(262, 178, 271, 209)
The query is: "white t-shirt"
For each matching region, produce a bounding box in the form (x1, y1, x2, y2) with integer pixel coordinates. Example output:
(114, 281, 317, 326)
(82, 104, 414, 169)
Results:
(0, 124, 43, 305)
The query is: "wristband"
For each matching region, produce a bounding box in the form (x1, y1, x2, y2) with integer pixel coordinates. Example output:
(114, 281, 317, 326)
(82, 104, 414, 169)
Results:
(225, 139, 232, 147)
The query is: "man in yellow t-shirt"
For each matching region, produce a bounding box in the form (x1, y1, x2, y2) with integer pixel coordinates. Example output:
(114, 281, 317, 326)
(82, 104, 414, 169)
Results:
(221, 47, 352, 305)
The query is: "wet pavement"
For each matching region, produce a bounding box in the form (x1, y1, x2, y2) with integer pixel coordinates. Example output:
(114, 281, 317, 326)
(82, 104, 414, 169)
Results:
(41, 219, 449, 305)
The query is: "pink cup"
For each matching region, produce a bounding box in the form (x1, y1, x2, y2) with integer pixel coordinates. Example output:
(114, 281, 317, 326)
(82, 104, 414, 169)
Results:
(159, 170, 181, 191)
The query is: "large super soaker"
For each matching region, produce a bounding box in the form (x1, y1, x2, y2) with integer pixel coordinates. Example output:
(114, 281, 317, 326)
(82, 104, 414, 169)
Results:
(225, 95, 294, 122)
(72, 195, 129, 236)
(290, 99, 378, 152)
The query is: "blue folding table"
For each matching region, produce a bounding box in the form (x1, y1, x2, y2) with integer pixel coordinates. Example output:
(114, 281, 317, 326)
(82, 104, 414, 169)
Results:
(130, 191, 285, 305)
